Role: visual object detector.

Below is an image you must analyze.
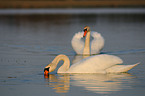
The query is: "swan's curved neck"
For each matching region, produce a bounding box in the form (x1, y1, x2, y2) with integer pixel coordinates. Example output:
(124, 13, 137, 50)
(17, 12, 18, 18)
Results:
(52, 54, 70, 73)
(83, 31, 91, 55)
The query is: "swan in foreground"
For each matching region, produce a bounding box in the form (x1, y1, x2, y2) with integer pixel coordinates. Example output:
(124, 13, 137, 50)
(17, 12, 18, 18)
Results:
(71, 26, 104, 55)
(44, 54, 139, 74)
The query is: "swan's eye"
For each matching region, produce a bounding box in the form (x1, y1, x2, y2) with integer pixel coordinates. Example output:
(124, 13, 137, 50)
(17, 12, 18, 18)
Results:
(84, 29, 87, 32)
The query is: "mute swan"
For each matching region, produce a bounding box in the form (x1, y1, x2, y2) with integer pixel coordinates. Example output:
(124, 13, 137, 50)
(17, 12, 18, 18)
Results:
(71, 26, 104, 55)
(44, 54, 139, 74)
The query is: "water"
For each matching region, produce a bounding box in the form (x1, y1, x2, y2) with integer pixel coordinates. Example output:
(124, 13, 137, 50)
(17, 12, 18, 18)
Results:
(0, 9, 145, 96)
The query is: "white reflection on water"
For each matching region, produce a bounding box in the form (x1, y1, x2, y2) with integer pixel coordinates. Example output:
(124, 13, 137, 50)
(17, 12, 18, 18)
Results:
(44, 74, 70, 93)
(44, 73, 135, 94)
(70, 73, 134, 94)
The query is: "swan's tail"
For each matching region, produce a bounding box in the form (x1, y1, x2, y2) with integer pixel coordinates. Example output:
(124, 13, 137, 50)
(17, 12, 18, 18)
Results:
(106, 62, 140, 73)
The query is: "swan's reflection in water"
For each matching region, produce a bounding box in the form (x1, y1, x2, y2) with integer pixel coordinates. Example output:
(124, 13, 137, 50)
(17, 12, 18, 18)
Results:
(44, 74, 70, 93)
(44, 73, 135, 94)
(70, 73, 134, 94)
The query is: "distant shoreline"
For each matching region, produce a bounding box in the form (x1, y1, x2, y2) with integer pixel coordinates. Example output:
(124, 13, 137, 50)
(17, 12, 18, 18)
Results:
(0, 0, 145, 8)
(0, 8, 145, 15)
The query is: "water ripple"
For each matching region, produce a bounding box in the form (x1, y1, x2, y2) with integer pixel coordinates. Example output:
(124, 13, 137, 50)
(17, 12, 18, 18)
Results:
(1, 44, 145, 56)
(102, 49, 145, 55)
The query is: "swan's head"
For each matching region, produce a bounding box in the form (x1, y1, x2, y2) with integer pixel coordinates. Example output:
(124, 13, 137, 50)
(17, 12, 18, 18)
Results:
(83, 26, 90, 37)
(44, 63, 56, 75)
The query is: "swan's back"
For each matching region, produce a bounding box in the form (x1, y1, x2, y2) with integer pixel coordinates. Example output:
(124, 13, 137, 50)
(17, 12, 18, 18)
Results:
(68, 54, 123, 73)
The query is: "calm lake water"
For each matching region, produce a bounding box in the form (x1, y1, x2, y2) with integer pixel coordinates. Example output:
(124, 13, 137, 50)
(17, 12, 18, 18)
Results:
(0, 9, 145, 96)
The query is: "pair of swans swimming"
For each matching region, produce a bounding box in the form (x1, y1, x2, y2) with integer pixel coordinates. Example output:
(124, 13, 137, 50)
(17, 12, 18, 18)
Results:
(44, 26, 139, 75)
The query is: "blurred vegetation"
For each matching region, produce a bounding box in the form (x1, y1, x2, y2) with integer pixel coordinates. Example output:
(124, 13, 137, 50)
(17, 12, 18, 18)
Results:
(0, 0, 145, 8)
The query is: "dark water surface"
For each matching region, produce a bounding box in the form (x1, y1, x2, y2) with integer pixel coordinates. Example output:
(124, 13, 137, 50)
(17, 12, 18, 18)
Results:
(0, 9, 145, 96)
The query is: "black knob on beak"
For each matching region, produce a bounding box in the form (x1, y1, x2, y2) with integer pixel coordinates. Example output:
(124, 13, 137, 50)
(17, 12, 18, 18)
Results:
(44, 67, 50, 72)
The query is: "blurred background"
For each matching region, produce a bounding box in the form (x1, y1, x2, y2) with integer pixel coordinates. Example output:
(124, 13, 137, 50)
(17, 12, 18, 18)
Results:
(0, 0, 145, 8)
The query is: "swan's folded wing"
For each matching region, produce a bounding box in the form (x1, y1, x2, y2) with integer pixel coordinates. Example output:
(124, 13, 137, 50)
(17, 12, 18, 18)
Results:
(106, 63, 139, 73)
(68, 54, 123, 73)
(71, 32, 84, 54)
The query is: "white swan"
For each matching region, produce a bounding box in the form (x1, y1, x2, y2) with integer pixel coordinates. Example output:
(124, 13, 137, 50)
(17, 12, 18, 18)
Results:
(44, 54, 139, 74)
(71, 26, 104, 55)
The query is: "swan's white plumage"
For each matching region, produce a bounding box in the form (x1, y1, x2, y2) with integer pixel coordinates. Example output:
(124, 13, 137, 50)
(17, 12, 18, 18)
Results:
(66, 54, 123, 73)
(106, 63, 139, 73)
(91, 32, 104, 54)
(71, 32, 84, 54)
(71, 31, 104, 54)
(45, 54, 139, 74)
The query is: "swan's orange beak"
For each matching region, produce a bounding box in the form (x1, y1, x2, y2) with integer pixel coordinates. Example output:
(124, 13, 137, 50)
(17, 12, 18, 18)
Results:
(83, 29, 87, 37)
(44, 67, 50, 75)
(44, 70, 49, 75)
